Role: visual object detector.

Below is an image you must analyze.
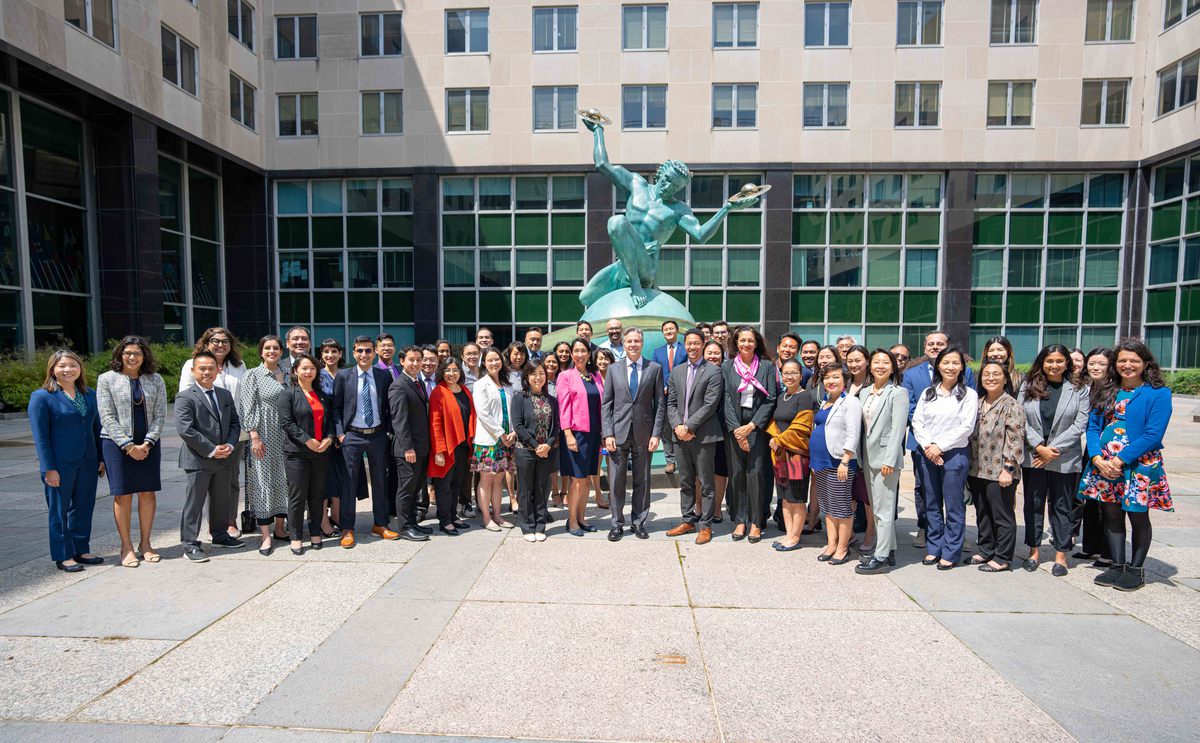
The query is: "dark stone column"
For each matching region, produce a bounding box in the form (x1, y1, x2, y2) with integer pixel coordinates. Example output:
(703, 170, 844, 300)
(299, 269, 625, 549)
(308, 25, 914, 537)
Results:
(93, 112, 163, 341)
(222, 162, 270, 341)
(762, 168, 792, 341)
(1121, 167, 1149, 338)
(411, 172, 440, 341)
(941, 169, 974, 347)
(586, 171, 614, 282)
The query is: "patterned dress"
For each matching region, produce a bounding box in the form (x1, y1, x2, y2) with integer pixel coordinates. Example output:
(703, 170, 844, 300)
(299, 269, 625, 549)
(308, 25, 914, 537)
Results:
(472, 387, 515, 473)
(236, 365, 290, 520)
(1078, 388, 1173, 513)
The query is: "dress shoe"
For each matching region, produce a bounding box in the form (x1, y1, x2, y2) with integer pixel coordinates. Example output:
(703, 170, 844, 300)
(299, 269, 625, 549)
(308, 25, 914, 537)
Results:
(211, 534, 245, 549)
(856, 557, 889, 574)
(1113, 566, 1145, 592)
(580, 522, 597, 533)
(400, 526, 430, 542)
(608, 526, 624, 542)
(259, 544, 274, 557)
(452, 520, 471, 529)
(439, 525, 460, 536)
(290, 546, 304, 556)
(413, 524, 434, 535)
(1094, 564, 1125, 587)
(666, 522, 696, 537)
(978, 563, 1010, 572)
(747, 529, 762, 544)
(817, 552, 833, 562)
(731, 529, 746, 542)
(775, 541, 801, 552)
(1051, 563, 1068, 577)
(828, 553, 853, 565)
(74, 554, 104, 565)
(633, 525, 649, 540)
(913, 528, 926, 548)
(568, 526, 585, 537)
(371, 525, 401, 540)
(310, 541, 323, 551)
(695, 528, 712, 545)
(1021, 558, 1038, 572)
(55, 560, 84, 573)
(340, 530, 356, 549)
(936, 561, 955, 571)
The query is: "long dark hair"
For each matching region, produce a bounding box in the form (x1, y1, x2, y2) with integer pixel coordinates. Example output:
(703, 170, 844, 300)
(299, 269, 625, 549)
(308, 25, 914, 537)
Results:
(844, 344, 870, 383)
(869, 348, 904, 386)
(109, 335, 158, 375)
(807, 344, 841, 390)
(981, 335, 1018, 381)
(922, 346, 968, 402)
(287, 353, 319, 386)
(1093, 339, 1167, 418)
(481, 347, 506, 386)
(568, 337, 598, 374)
(503, 341, 529, 374)
(193, 326, 243, 367)
(731, 325, 769, 360)
(975, 359, 1014, 399)
(1084, 346, 1115, 409)
(553, 341, 572, 366)
(1024, 344, 1081, 400)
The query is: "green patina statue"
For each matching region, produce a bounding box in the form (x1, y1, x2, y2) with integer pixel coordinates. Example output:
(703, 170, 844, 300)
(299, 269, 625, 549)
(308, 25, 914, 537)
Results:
(579, 115, 760, 310)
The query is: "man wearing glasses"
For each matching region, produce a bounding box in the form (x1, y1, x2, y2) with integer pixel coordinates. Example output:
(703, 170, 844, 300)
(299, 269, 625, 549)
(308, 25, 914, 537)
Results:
(279, 326, 312, 385)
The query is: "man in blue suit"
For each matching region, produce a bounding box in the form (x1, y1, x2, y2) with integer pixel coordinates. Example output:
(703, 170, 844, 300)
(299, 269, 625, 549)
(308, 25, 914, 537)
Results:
(333, 335, 395, 548)
(652, 320, 686, 474)
(902, 330, 975, 548)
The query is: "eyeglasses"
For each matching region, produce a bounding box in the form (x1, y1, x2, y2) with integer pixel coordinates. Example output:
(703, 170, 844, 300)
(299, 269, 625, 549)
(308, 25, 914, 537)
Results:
(893, 355, 909, 362)
(208, 339, 230, 346)
(122, 351, 143, 357)
(353, 348, 373, 355)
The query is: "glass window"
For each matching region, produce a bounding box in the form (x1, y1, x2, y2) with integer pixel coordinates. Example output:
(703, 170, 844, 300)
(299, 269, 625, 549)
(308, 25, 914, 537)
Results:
(897, 1, 941, 45)
(623, 5, 668, 50)
(229, 74, 256, 130)
(1081, 79, 1129, 126)
(712, 84, 757, 128)
(895, 82, 939, 127)
(803, 83, 848, 127)
(622, 85, 667, 129)
(64, 0, 116, 48)
(533, 7, 577, 51)
(1157, 52, 1199, 117)
(446, 9, 489, 53)
(278, 93, 318, 137)
(362, 91, 403, 135)
(987, 81, 1034, 127)
(991, 0, 1038, 44)
(1086, 0, 1133, 41)
(162, 26, 199, 95)
(446, 89, 489, 133)
(228, 0, 254, 50)
(361, 13, 402, 56)
(1164, 0, 1200, 29)
(713, 3, 757, 47)
(533, 86, 578, 131)
(805, 2, 850, 47)
(276, 16, 317, 59)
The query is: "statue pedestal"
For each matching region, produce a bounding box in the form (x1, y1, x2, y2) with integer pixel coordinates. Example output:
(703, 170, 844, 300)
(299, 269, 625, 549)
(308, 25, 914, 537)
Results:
(543, 288, 694, 353)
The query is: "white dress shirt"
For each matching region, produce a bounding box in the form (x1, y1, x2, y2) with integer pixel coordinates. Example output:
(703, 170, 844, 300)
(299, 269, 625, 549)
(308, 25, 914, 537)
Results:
(912, 385, 979, 452)
(351, 368, 379, 429)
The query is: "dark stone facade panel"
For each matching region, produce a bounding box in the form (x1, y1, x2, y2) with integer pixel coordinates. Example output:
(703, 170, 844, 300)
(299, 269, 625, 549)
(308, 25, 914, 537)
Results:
(411, 173, 440, 341)
(942, 169, 974, 348)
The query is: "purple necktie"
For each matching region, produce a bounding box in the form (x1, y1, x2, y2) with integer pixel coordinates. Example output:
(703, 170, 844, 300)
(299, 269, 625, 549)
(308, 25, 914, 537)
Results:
(683, 363, 697, 420)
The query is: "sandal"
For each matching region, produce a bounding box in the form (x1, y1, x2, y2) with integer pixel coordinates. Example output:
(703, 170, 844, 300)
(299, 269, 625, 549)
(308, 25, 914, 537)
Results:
(968, 554, 989, 565)
(121, 552, 140, 568)
(979, 563, 1010, 572)
(139, 550, 161, 563)
(921, 555, 939, 566)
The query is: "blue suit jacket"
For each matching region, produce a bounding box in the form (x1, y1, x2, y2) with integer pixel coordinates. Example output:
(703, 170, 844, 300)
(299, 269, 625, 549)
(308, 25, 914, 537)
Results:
(902, 360, 976, 451)
(332, 366, 394, 437)
(1086, 384, 1172, 464)
(29, 388, 101, 473)
(651, 340, 685, 391)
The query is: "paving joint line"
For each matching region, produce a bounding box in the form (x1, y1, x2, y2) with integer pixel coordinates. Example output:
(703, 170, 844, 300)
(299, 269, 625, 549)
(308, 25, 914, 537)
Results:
(674, 539, 725, 743)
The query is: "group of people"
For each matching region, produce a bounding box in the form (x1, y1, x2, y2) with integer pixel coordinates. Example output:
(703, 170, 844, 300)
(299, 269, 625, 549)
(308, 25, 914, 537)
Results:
(28, 319, 1175, 591)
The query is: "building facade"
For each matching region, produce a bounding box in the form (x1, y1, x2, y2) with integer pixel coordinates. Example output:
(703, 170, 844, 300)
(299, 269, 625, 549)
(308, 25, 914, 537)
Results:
(0, 0, 1197, 365)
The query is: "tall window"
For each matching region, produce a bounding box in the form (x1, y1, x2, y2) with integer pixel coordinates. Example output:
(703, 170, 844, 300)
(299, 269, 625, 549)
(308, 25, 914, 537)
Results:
(533, 87, 578, 131)
(1081, 80, 1129, 126)
(803, 83, 848, 127)
(713, 3, 757, 48)
(1164, 0, 1200, 30)
(447, 89, 489, 132)
(622, 85, 667, 129)
(1158, 52, 1199, 117)
(1085, 0, 1134, 41)
(897, 1, 941, 46)
(791, 173, 944, 349)
(229, 74, 256, 130)
(64, 0, 116, 48)
(712, 84, 756, 128)
(440, 176, 587, 343)
(805, 2, 850, 47)
(278, 94, 318, 137)
(894, 82, 939, 128)
(972, 172, 1126, 357)
(161, 27, 198, 95)
(990, 0, 1037, 44)
(0, 92, 20, 350)
(446, 10, 489, 53)
(1144, 152, 1200, 367)
(275, 178, 416, 348)
(622, 5, 668, 50)
(987, 81, 1034, 127)
(533, 7, 577, 51)
(362, 91, 403, 134)
(228, 0, 254, 50)
(159, 156, 225, 342)
(276, 16, 317, 59)
(361, 13, 402, 56)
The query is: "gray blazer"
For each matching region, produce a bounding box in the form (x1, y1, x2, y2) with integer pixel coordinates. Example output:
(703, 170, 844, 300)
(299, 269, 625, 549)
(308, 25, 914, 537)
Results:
(96, 370, 167, 448)
(818, 393, 862, 461)
(856, 383, 909, 472)
(1016, 381, 1090, 472)
(666, 361, 724, 445)
(174, 384, 241, 471)
(601, 356, 666, 445)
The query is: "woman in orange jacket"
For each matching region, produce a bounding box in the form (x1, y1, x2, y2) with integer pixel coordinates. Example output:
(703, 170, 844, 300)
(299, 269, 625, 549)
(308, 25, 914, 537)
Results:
(428, 358, 476, 536)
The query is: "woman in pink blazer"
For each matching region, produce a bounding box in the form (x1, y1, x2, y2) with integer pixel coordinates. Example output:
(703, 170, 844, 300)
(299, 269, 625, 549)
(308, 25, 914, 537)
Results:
(557, 338, 605, 536)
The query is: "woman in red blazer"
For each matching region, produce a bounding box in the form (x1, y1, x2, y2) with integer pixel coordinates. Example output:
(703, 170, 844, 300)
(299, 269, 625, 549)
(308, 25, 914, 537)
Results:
(428, 359, 476, 535)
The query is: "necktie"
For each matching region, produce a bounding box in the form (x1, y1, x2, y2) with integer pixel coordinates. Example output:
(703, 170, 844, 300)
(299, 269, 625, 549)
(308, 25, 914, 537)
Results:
(684, 363, 697, 420)
(667, 345, 675, 369)
(360, 372, 374, 427)
(205, 389, 221, 420)
(628, 361, 639, 399)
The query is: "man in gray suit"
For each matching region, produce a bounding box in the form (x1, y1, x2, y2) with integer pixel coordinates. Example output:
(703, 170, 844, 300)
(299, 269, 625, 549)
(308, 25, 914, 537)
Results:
(175, 351, 243, 562)
(664, 329, 724, 544)
(601, 327, 665, 541)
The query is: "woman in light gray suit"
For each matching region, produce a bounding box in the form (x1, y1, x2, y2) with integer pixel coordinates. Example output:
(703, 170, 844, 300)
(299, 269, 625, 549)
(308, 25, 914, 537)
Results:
(855, 349, 909, 574)
(1017, 344, 1090, 576)
(98, 336, 167, 568)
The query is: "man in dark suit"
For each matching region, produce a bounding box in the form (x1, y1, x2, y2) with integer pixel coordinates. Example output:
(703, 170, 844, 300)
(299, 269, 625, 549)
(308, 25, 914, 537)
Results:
(175, 351, 243, 562)
(524, 326, 545, 363)
(664, 330, 724, 544)
(388, 345, 432, 541)
(902, 330, 975, 548)
(651, 320, 685, 475)
(333, 336, 395, 548)
(601, 328, 666, 540)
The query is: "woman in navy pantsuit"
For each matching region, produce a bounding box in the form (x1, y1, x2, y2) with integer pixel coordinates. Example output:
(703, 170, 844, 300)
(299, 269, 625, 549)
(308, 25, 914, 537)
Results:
(29, 349, 105, 572)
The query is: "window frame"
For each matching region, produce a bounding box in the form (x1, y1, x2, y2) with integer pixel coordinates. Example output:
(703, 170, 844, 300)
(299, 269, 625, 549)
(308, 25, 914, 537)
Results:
(896, 0, 942, 47)
(802, 82, 849, 128)
(990, 0, 1038, 45)
(1164, 0, 1200, 30)
(532, 86, 579, 132)
(445, 9, 490, 55)
(622, 5, 669, 51)
(711, 83, 758, 129)
(275, 15, 317, 60)
(64, 0, 118, 49)
(712, 2, 758, 49)
(804, 1, 851, 48)
(532, 6, 578, 52)
(1080, 79, 1130, 127)
(1084, 0, 1134, 43)
(361, 90, 404, 136)
(621, 84, 668, 130)
(277, 93, 319, 138)
(360, 12, 403, 57)
(161, 26, 199, 97)
(446, 88, 490, 133)
(1156, 51, 1200, 118)
(986, 80, 1035, 128)
(228, 0, 255, 52)
(229, 73, 256, 131)
(894, 81, 940, 129)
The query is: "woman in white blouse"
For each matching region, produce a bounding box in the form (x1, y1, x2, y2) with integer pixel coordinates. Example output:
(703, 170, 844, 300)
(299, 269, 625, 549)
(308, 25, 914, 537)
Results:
(911, 346, 979, 570)
(472, 347, 517, 530)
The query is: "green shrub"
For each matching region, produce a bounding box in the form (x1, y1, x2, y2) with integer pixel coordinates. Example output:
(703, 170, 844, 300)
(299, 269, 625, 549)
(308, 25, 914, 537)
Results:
(1166, 369, 1200, 396)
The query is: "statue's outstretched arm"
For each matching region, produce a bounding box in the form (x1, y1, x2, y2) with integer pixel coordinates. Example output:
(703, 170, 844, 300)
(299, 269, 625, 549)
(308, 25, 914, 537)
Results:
(588, 123, 634, 192)
(676, 202, 732, 244)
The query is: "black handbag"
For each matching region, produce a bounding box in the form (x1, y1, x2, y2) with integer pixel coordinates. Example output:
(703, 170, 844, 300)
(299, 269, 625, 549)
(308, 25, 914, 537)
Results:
(239, 454, 255, 533)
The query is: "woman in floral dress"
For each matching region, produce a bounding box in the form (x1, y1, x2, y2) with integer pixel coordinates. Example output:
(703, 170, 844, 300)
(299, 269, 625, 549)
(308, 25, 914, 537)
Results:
(1078, 339, 1173, 592)
(237, 335, 291, 554)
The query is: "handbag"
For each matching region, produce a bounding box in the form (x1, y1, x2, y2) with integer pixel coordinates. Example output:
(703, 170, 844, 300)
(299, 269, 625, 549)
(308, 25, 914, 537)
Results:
(238, 449, 255, 533)
(773, 451, 808, 486)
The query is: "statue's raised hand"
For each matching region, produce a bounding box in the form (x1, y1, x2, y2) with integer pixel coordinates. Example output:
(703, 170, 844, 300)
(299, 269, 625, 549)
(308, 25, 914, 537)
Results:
(584, 119, 603, 132)
(729, 195, 759, 211)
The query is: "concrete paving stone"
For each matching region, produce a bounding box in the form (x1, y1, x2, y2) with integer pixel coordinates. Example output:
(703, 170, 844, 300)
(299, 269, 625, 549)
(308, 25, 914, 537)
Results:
(0, 559, 297, 640)
(378, 602, 719, 742)
(695, 608, 1073, 743)
(467, 538, 689, 606)
(0, 636, 176, 721)
(1152, 526, 1200, 548)
(377, 531, 501, 601)
(1156, 495, 1200, 527)
(1142, 543, 1200, 579)
(0, 558, 110, 617)
(885, 555, 1121, 614)
(0, 474, 44, 494)
(0, 491, 51, 510)
(221, 536, 425, 564)
(0, 721, 227, 742)
(679, 540, 920, 611)
(221, 727, 369, 742)
(78, 562, 399, 725)
(0, 509, 49, 528)
(245, 597, 458, 731)
(1056, 561, 1200, 651)
(373, 737, 579, 743)
(1176, 577, 1200, 591)
(934, 611, 1200, 743)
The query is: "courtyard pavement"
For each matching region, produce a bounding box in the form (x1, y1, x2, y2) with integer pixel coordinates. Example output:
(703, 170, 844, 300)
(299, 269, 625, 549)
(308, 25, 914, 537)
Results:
(0, 402, 1198, 742)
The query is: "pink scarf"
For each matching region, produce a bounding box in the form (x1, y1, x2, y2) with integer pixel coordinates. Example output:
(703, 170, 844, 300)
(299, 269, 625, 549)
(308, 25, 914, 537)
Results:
(733, 355, 768, 396)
